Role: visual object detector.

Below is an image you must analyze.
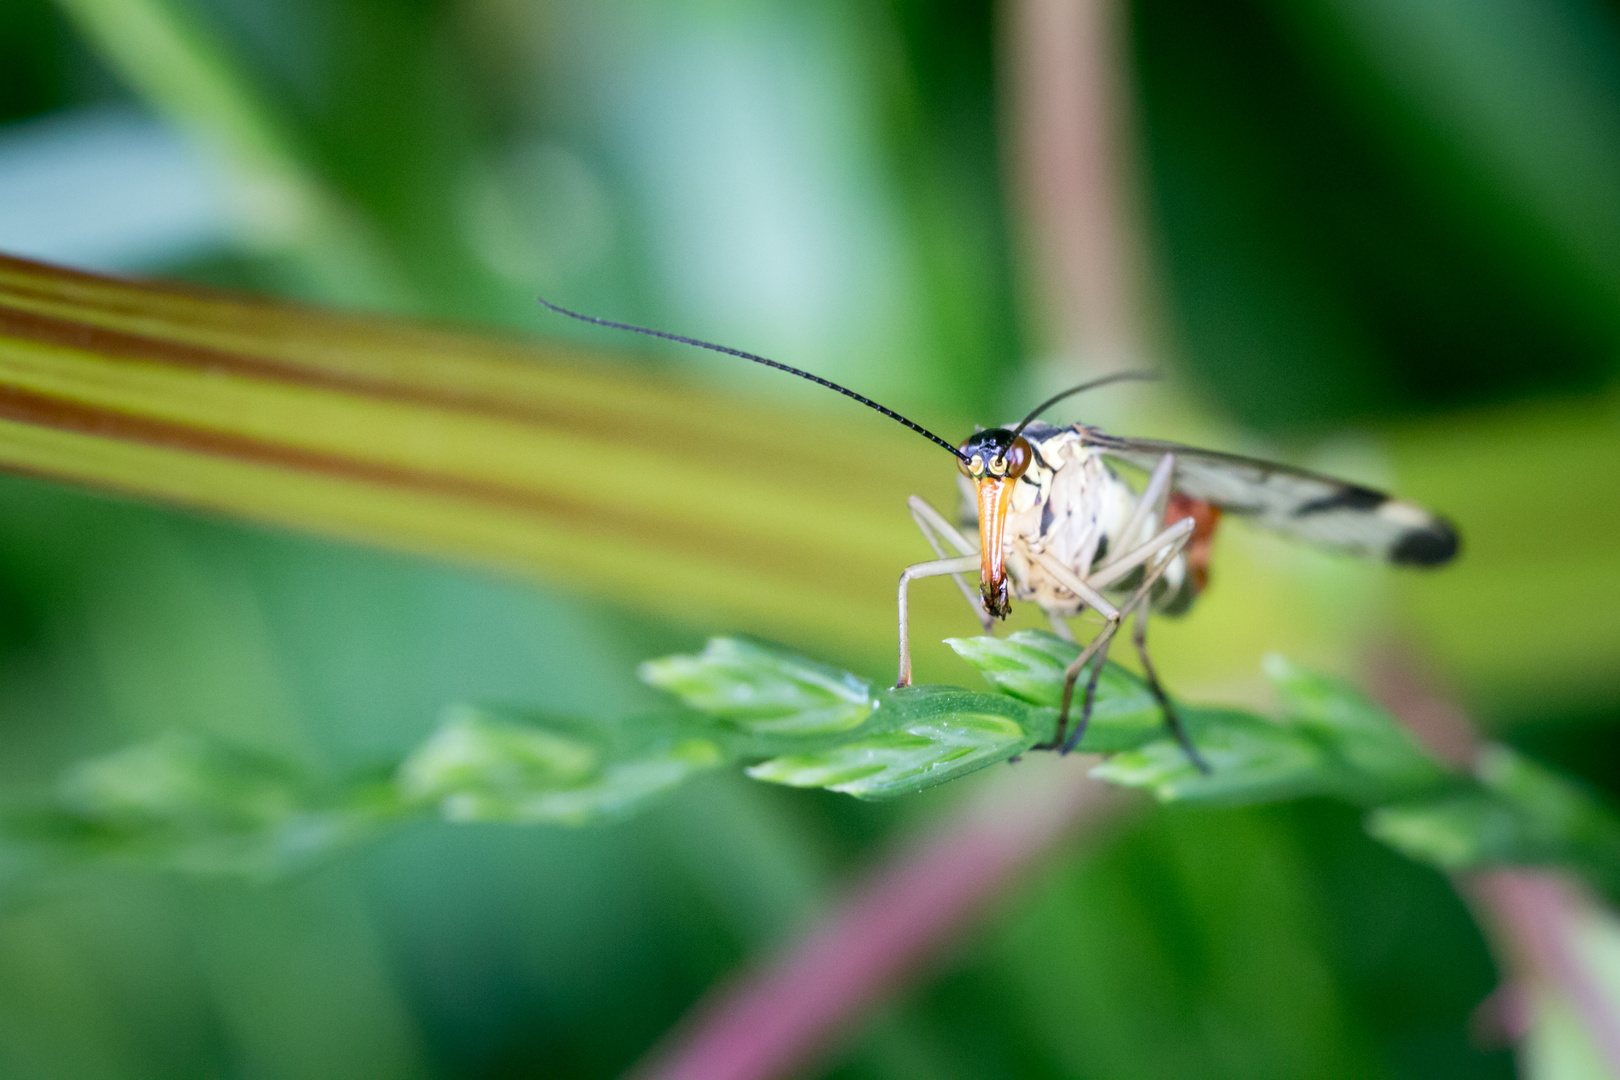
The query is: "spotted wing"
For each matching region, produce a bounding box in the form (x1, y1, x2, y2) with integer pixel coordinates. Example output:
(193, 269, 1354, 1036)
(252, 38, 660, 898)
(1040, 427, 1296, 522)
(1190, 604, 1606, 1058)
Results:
(1085, 430, 1459, 566)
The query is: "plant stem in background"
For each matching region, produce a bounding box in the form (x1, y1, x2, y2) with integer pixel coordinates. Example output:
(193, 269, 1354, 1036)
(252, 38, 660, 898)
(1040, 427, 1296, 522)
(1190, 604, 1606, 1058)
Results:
(1370, 650, 1620, 1077)
(1468, 872, 1620, 1077)
(627, 756, 1130, 1080)
(1006, 0, 1145, 381)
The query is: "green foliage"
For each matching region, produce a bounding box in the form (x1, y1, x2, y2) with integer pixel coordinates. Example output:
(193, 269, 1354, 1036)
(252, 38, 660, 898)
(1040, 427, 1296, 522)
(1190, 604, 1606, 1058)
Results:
(10, 732, 391, 879)
(397, 706, 725, 826)
(638, 637, 876, 737)
(642, 638, 1049, 796)
(8, 631, 1619, 913)
(743, 687, 1042, 798)
(7, 0, 1616, 1071)
(1093, 656, 1451, 806)
(1369, 745, 1620, 899)
(944, 631, 1165, 751)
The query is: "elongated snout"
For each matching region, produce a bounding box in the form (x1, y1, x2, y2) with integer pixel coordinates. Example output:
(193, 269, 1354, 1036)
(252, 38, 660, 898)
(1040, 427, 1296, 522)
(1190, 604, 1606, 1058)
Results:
(974, 476, 1014, 617)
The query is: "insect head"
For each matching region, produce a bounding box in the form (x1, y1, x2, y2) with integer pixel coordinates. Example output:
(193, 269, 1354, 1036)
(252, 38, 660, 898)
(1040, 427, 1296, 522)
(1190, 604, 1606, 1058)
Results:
(958, 429, 1034, 618)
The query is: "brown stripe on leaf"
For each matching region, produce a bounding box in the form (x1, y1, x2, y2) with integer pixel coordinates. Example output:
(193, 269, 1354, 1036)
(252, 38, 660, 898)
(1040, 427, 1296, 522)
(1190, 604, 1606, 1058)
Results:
(0, 286, 931, 493)
(0, 382, 867, 590)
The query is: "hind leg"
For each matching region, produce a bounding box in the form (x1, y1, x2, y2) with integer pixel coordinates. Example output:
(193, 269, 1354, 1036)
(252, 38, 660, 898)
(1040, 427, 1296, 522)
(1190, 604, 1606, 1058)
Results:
(1130, 607, 1209, 773)
(1055, 618, 1124, 754)
(1029, 519, 1194, 752)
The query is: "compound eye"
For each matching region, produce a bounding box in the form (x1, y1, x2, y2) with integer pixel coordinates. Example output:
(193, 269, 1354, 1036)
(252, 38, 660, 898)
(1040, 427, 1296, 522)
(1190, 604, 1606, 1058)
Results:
(1003, 437, 1033, 480)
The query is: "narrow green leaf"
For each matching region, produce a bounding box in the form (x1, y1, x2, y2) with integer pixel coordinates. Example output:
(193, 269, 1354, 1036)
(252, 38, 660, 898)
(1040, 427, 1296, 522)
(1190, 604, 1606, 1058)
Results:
(1366, 746, 1620, 902)
(1365, 793, 1517, 872)
(1095, 661, 1453, 805)
(39, 733, 376, 877)
(57, 733, 308, 826)
(747, 686, 1043, 798)
(1475, 744, 1620, 857)
(639, 637, 876, 738)
(1090, 710, 1331, 803)
(1264, 654, 1447, 795)
(397, 705, 725, 826)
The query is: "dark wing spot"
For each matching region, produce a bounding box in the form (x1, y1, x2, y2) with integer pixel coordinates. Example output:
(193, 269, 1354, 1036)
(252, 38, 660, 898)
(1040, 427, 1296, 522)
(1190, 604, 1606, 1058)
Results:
(1391, 520, 1460, 567)
(1294, 484, 1387, 517)
(1094, 534, 1109, 562)
(1039, 499, 1055, 536)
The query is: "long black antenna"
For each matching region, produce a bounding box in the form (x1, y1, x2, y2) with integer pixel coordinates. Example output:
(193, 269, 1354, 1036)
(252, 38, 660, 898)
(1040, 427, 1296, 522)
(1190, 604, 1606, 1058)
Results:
(538, 297, 968, 463)
(1007, 370, 1159, 445)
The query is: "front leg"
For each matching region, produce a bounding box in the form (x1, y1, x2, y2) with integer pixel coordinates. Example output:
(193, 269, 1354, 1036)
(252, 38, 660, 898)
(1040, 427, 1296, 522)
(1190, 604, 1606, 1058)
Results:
(896, 555, 980, 686)
(908, 495, 993, 633)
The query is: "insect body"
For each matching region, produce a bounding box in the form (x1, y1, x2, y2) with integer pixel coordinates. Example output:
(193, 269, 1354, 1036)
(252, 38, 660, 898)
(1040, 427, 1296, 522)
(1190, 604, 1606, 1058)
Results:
(538, 299, 1460, 771)
(898, 414, 1457, 768)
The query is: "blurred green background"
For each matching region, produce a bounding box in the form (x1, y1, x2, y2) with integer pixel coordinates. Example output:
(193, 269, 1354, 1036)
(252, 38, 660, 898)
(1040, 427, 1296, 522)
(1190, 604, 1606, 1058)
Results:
(3, 0, 1620, 1076)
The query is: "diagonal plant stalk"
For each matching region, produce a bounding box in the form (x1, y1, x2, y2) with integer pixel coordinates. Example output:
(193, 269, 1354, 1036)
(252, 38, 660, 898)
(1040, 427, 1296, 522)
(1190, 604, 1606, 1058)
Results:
(0, 252, 958, 652)
(1371, 654, 1620, 1079)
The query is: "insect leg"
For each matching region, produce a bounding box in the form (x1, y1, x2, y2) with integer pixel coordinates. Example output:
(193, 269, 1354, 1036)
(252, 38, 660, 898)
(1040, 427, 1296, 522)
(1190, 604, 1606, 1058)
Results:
(1132, 606, 1210, 773)
(1032, 614, 1119, 752)
(1048, 465, 1181, 752)
(896, 554, 981, 687)
(1069, 626, 1120, 754)
(1061, 528, 1194, 755)
(1027, 550, 1122, 622)
(1024, 550, 1122, 751)
(1087, 516, 1196, 591)
(1114, 453, 1175, 555)
(1031, 523, 1195, 754)
(908, 496, 992, 631)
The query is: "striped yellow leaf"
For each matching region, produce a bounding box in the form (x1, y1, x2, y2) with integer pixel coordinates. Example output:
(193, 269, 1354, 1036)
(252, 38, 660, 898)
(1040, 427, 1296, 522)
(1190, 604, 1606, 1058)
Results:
(0, 253, 963, 657)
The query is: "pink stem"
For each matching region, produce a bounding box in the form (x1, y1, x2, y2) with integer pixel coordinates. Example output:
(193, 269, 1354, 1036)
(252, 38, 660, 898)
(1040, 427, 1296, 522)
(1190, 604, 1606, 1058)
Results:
(1368, 649, 1620, 1073)
(626, 761, 1128, 1080)
(1467, 871, 1620, 1074)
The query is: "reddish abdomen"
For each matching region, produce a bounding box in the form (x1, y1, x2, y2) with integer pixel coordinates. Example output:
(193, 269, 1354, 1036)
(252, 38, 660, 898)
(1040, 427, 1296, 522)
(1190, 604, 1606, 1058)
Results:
(1167, 492, 1221, 594)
